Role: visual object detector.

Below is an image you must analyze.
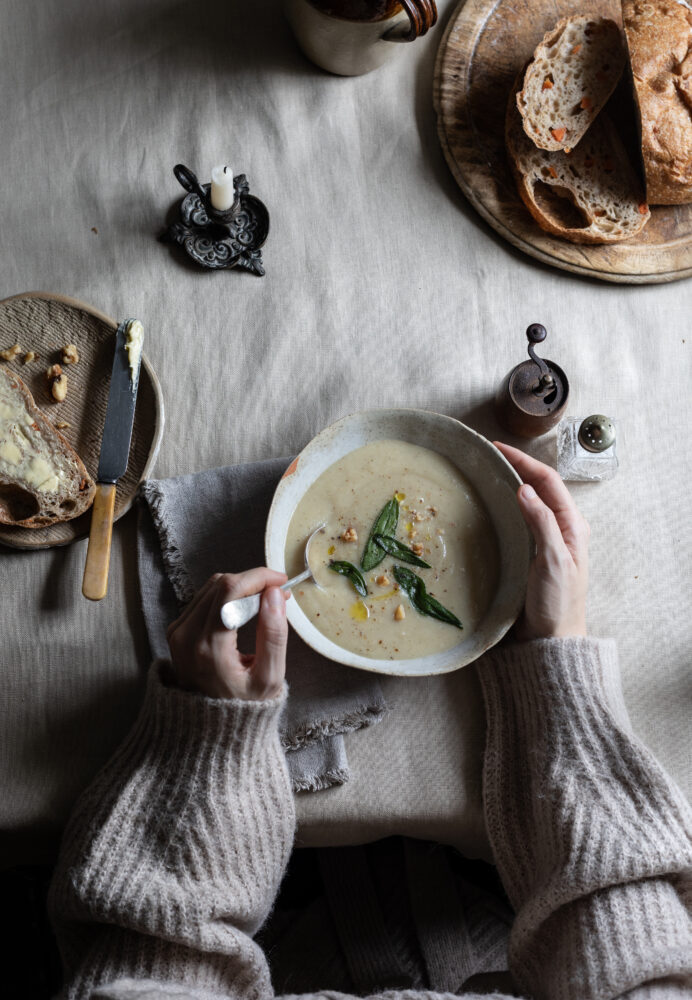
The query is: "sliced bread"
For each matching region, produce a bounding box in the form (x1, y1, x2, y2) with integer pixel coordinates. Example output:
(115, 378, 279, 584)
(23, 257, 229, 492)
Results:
(517, 16, 625, 152)
(622, 0, 692, 204)
(506, 74, 651, 244)
(0, 366, 96, 527)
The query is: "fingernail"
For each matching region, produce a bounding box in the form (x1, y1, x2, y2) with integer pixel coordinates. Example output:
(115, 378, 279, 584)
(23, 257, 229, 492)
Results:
(521, 484, 537, 500)
(266, 587, 285, 612)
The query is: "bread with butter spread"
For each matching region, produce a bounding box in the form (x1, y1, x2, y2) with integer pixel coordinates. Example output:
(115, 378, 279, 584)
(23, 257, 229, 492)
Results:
(0, 366, 95, 527)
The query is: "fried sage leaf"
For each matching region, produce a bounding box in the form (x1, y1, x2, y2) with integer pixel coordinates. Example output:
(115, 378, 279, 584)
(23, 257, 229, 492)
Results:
(393, 566, 462, 629)
(329, 560, 368, 597)
(361, 498, 399, 571)
(373, 534, 431, 568)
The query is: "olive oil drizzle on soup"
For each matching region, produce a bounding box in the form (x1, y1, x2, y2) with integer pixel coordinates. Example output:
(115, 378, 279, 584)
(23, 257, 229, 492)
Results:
(284, 440, 499, 660)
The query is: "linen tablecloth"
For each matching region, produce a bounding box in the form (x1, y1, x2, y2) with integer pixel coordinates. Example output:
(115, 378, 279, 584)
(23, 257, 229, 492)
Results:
(1, 0, 690, 867)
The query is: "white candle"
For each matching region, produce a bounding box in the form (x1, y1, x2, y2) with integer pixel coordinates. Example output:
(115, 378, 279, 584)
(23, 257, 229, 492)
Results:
(210, 165, 235, 211)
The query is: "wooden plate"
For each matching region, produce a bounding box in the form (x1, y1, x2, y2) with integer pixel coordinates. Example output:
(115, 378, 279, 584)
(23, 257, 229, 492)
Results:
(0, 292, 164, 549)
(434, 0, 692, 283)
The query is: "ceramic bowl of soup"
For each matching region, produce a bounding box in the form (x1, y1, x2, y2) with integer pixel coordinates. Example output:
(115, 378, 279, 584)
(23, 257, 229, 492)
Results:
(265, 409, 532, 676)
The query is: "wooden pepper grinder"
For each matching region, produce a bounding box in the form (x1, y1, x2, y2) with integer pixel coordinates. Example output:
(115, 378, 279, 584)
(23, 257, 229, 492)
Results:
(495, 323, 569, 438)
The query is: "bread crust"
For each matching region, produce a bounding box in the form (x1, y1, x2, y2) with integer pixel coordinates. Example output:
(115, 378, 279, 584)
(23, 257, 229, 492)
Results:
(0, 366, 96, 528)
(622, 0, 692, 204)
(506, 70, 651, 244)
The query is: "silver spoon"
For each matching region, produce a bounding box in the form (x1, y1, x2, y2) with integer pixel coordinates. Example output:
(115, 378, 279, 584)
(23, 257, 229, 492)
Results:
(220, 523, 326, 631)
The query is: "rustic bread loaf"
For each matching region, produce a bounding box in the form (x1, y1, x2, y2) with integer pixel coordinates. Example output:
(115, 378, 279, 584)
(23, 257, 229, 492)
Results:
(507, 74, 651, 243)
(0, 366, 96, 527)
(517, 16, 625, 152)
(622, 0, 692, 204)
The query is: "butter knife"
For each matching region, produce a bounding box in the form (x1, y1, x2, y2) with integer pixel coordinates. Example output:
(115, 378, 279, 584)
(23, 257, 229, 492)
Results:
(82, 319, 143, 601)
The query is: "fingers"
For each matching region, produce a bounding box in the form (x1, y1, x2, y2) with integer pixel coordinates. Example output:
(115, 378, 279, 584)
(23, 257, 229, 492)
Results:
(517, 483, 567, 564)
(253, 587, 288, 697)
(168, 574, 221, 637)
(495, 442, 576, 513)
(494, 441, 590, 560)
(166, 568, 289, 701)
(169, 580, 225, 660)
(168, 567, 288, 634)
(215, 567, 288, 607)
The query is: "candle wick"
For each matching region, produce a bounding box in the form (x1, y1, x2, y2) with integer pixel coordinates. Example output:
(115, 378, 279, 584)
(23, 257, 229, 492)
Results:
(224, 166, 228, 174)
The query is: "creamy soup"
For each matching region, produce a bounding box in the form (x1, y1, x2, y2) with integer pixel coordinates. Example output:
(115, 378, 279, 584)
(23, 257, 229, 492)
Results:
(284, 440, 499, 660)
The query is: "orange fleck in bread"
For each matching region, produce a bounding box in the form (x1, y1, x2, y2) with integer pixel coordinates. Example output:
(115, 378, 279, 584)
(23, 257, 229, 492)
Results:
(517, 16, 625, 152)
(0, 366, 95, 527)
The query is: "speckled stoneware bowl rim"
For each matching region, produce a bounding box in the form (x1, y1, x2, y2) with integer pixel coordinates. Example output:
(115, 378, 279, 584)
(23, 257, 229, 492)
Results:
(265, 408, 533, 677)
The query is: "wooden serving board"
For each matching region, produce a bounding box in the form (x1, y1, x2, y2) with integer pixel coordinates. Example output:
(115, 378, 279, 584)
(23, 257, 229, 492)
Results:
(0, 292, 164, 549)
(434, 0, 692, 283)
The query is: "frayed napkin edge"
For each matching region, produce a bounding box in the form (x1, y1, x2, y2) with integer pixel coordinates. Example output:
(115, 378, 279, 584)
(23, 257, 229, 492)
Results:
(292, 767, 350, 793)
(282, 703, 387, 752)
(139, 481, 194, 604)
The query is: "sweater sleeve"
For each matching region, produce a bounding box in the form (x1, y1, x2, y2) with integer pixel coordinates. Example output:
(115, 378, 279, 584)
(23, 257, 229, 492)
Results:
(477, 638, 692, 1000)
(48, 660, 296, 1000)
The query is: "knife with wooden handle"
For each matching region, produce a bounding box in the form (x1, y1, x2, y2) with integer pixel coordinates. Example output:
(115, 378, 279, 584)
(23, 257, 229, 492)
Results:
(82, 319, 143, 601)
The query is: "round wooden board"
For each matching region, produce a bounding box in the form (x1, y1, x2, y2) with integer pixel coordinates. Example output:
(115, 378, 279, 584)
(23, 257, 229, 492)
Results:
(0, 292, 164, 549)
(433, 0, 692, 283)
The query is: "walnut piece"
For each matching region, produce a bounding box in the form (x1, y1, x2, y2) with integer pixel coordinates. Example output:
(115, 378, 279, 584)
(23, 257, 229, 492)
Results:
(61, 343, 79, 365)
(46, 364, 67, 402)
(412, 542, 425, 556)
(0, 343, 22, 362)
(376, 574, 390, 587)
(341, 526, 358, 543)
(22, 350, 38, 364)
(51, 375, 68, 402)
(394, 604, 406, 621)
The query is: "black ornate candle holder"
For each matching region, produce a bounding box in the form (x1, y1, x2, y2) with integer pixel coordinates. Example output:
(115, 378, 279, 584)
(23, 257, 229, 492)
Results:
(160, 164, 269, 276)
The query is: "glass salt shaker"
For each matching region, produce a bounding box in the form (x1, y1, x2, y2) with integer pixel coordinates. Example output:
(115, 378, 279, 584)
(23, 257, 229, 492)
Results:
(557, 414, 618, 482)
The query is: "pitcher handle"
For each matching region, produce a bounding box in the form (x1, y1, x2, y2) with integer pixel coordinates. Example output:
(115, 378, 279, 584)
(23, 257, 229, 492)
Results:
(385, 0, 437, 43)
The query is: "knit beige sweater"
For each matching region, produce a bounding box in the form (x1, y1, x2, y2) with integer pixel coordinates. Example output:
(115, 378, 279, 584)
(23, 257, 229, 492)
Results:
(48, 639, 692, 1000)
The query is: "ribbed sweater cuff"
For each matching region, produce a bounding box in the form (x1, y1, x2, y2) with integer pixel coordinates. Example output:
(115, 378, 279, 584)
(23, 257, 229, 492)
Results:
(144, 659, 287, 764)
(477, 636, 623, 730)
(476, 636, 692, 874)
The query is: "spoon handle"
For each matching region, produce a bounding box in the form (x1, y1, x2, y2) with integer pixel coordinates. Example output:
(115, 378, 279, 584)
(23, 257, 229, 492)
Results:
(284, 567, 312, 588)
(220, 567, 313, 631)
(220, 593, 261, 631)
